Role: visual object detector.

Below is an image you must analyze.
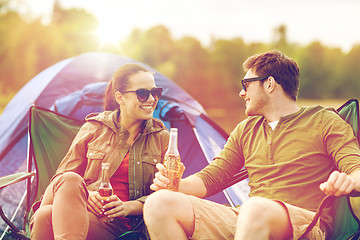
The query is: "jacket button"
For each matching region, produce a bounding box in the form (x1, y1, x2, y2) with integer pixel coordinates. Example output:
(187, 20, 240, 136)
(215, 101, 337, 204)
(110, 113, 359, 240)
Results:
(153, 159, 157, 163)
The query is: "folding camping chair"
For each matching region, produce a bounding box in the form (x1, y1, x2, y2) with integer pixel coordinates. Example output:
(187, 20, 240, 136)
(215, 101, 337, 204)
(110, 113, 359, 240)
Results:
(1, 106, 145, 239)
(298, 99, 360, 240)
(0, 106, 84, 240)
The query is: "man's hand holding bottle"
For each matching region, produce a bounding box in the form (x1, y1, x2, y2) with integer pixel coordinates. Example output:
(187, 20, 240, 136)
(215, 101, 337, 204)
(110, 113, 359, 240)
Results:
(150, 162, 185, 191)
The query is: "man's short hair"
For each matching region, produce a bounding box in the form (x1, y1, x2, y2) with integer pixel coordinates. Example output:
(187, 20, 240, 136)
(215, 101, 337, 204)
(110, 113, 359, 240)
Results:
(243, 50, 300, 101)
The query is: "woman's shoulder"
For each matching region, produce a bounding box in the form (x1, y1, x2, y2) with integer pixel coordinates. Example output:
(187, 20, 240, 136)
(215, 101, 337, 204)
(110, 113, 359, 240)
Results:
(144, 118, 169, 137)
(85, 110, 115, 122)
(84, 110, 118, 130)
(145, 117, 166, 130)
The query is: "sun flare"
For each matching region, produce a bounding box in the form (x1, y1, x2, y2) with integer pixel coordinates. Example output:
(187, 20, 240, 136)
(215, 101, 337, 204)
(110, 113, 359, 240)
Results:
(95, 17, 124, 49)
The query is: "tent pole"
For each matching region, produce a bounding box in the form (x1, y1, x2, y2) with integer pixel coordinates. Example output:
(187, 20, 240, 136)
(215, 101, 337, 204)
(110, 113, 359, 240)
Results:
(0, 189, 27, 240)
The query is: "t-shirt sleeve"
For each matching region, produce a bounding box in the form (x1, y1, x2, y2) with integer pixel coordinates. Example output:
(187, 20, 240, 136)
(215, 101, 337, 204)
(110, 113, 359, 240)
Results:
(322, 108, 360, 174)
(195, 122, 245, 197)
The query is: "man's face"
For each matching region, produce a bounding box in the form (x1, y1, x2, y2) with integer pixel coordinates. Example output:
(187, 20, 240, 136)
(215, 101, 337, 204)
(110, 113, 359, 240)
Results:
(239, 69, 269, 117)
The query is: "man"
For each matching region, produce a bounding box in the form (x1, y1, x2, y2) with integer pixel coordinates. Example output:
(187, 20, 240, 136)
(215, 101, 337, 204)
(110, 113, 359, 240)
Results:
(143, 50, 360, 239)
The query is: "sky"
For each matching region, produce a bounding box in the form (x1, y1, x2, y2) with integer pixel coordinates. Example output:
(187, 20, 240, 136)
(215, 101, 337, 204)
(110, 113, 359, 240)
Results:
(14, 0, 360, 53)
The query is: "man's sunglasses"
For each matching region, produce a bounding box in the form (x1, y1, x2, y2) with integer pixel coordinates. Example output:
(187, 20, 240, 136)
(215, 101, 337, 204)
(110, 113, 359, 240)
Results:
(121, 87, 163, 102)
(241, 76, 269, 91)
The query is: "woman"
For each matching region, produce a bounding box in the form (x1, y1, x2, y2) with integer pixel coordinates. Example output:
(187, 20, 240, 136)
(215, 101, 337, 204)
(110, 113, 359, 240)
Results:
(30, 63, 169, 240)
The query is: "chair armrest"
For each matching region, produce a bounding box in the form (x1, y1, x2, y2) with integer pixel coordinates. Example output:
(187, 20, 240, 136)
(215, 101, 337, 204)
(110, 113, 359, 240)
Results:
(0, 172, 35, 190)
(299, 191, 360, 239)
(349, 190, 360, 197)
(0, 172, 34, 239)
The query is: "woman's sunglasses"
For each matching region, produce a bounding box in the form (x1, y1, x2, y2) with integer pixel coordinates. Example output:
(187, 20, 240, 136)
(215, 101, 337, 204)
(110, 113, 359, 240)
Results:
(121, 87, 163, 102)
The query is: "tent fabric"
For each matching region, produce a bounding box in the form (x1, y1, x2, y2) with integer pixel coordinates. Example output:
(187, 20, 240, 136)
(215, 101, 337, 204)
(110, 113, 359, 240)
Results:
(0, 52, 248, 234)
(0, 58, 73, 164)
(0, 52, 208, 172)
(49, 81, 236, 205)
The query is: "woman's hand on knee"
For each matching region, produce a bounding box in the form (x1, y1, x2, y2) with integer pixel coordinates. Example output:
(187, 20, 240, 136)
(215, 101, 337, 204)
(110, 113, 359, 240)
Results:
(87, 191, 104, 216)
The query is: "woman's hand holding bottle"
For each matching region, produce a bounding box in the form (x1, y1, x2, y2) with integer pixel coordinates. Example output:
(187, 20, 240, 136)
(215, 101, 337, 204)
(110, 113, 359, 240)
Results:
(87, 191, 128, 219)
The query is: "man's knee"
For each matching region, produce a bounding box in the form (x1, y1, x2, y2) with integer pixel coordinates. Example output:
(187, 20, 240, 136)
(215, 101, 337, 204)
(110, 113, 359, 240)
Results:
(144, 190, 195, 237)
(144, 190, 178, 214)
(144, 189, 193, 222)
(240, 197, 276, 221)
(240, 197, 290, 228)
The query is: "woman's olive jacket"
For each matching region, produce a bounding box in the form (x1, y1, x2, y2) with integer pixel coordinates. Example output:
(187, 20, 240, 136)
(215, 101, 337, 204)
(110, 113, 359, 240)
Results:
(54, 110, 169, 228)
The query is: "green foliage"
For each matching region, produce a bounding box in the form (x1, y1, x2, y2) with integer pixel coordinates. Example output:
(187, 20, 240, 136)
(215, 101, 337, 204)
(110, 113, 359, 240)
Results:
(0, 91, 14, 114)
(0, 3, 359, 111)
(0, 5, 99, 95)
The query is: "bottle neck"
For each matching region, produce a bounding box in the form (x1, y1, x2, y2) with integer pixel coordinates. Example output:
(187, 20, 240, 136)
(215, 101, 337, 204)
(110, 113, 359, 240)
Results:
(101, 166, 110, 183)
(166, 131, 179, 154)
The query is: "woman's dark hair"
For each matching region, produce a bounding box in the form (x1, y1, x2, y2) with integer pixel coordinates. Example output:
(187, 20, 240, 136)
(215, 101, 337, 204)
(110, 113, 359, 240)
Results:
(104, 63, 151, 111)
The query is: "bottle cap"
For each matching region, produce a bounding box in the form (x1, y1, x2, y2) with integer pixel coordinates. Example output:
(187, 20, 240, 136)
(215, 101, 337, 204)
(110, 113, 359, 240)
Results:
(101, 162, 109, 169)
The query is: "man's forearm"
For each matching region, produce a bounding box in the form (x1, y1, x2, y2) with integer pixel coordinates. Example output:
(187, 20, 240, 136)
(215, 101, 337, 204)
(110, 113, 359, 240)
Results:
(179, 175, 207, 198)
(349, 170, 360, 192)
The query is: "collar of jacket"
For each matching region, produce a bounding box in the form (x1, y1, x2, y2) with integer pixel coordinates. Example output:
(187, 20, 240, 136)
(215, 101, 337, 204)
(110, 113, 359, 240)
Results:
(85, 109, 167, 136)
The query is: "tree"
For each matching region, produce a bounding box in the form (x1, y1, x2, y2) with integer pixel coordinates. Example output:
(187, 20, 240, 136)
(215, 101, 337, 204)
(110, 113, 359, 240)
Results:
(139, 25, 175, 67)
(209, 38, 248, 104)
(340, 44, 360, 98)
(0, 11, 29, 92)
(172, 36, 211, 106)
(298, 42, 332, 99)
(51, 2, 99, 54)
(273, 24, 287, 47)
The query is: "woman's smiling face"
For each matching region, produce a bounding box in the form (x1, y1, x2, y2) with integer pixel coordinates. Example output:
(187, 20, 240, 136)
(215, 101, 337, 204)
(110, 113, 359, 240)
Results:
(117, 71, 158, 122)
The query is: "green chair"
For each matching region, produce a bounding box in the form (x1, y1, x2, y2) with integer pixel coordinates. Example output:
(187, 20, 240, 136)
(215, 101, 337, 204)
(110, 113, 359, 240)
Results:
(0, 106, 84, 240)
(298, 99, 360, 240)
(1, 106, 145, 239)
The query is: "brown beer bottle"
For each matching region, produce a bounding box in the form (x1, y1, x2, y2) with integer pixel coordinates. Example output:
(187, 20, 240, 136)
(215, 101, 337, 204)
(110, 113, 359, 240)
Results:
(164, 128, 182, 191)
(98, 162, 114, 222)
